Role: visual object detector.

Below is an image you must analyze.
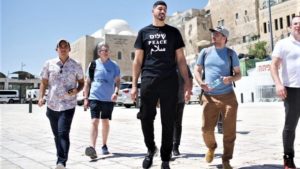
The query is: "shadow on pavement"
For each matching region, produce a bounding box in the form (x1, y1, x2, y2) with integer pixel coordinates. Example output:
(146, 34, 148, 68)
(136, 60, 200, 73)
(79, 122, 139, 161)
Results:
(236, 131, 250, 135)
(238, 164, 282, 169)
(89, 152, 145, 162)
(171, 153, 223, 160)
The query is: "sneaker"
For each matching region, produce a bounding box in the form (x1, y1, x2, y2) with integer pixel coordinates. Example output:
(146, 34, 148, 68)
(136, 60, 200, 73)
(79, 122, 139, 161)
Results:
(161, 161, 171, 169)
(55, 163, 65, 169)
(205, 148, 215, 163)
(172, 145, 180, 156)
(102, 145, 110, 155)
(222, 161, 233, 169)
(85, 146, 97, 159)
(283, 155, 296, 169)
(142, 146, 158, 169)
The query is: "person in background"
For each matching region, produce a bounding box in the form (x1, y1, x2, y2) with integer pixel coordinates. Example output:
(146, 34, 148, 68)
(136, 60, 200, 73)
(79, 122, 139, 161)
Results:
(131, 1, 192, 169)
(38, 39, 84, 169)
(194, 26, 241, 169)
(172, 66, 193, 156)
(83, 43, 121, 159)
(270, 16, 300, 169)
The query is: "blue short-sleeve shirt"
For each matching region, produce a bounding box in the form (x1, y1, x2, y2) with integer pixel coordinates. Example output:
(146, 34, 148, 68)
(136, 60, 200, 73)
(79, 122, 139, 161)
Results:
(196, 46, 240, 95)
(87, 59, 120, 101)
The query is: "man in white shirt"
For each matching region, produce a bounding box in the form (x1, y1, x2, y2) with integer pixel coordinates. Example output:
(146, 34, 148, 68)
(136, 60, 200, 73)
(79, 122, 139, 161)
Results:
(271, 16, 300, 169)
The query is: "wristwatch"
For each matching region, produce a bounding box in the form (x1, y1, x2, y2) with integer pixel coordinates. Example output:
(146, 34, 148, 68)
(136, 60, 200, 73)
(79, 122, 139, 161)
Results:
(115, 91, 119, 95)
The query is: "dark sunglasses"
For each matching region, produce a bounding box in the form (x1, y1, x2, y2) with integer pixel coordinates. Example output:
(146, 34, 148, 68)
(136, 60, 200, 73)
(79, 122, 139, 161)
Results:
(60, 65, 63, 74)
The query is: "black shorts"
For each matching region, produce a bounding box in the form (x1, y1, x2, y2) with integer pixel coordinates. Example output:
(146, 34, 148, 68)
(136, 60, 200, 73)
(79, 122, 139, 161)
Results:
(89, 100, 114, 120)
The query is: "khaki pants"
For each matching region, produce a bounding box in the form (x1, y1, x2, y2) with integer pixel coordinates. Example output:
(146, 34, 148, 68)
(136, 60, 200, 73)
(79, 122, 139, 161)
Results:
(201, 91, 238, 162)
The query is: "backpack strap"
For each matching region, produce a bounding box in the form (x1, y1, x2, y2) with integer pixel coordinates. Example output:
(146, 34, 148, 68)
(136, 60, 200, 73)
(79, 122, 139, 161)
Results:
(226, 48, 236, 87)
(201, 46, 213, 81)
(88, 60, 96, 82)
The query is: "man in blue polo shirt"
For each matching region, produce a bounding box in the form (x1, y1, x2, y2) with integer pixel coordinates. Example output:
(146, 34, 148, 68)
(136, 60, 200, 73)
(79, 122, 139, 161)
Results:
(194, 26, 241, 169)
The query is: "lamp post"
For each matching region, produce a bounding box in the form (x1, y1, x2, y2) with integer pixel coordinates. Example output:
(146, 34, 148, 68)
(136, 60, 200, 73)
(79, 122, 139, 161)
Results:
(268, 0, 274, 51)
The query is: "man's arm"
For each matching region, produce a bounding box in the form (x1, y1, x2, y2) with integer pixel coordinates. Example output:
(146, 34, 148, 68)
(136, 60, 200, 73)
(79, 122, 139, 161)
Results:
(76, 78, 84, 93)
(223, 67, 241, 84)
(194, 64, 210, 92)
(176, 47, 192, 99)
(38, 78, 48, 107)
(111, 76, 121, 102)
(270, 57, 286, 99)
(83, 77, 91, 111)
(131, 49, 144, 101)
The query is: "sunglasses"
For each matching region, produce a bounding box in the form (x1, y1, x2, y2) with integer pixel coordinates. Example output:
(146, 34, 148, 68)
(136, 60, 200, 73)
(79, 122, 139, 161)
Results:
(99, 49, 109, 52)
(60, 65, 63, 74)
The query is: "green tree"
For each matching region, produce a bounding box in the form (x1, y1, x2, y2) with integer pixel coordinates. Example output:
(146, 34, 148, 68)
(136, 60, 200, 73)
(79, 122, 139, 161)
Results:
(248, 41, 268, 60)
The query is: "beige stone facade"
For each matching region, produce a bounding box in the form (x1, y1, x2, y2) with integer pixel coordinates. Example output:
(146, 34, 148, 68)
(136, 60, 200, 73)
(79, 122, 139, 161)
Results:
(166, 9, 212, 66)
(70, 34, 136, 80)
(69, 0, 299, 80)
(206, 0, 260, 54)
(259, 0, 300, 51)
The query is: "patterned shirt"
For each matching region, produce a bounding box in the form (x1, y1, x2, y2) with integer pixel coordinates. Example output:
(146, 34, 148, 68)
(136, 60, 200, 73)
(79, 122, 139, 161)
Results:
(40, 57, 84, 111)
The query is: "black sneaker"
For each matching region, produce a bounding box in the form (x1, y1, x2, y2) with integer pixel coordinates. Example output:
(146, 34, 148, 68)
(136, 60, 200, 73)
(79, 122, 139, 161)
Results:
(102, 145, 110, 155)
(85, 146, 97, 159)
(283, 155, 296, 169)
(142, 146, 158, 169)
(172, 145, 180, 156)
(161, 161, 170, 169)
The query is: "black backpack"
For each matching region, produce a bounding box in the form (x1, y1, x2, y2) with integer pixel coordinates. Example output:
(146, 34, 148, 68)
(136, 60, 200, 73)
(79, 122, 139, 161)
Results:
(88, 60, 96, 82)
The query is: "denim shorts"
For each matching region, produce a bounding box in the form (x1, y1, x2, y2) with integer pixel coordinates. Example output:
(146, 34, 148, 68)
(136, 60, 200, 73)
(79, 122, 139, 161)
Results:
(89, 100, 114, 120)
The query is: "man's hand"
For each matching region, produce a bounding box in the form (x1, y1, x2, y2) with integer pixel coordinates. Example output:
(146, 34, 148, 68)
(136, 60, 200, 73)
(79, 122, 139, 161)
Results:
(67, 88, 78, 96)
(111, 93, 118, 102)
(200, 82, 210, 92)
(130, 86, 138, 102)
(83, 99, 89, 111)
(38, 98, 45, 107)
(275, 84, 287, 100)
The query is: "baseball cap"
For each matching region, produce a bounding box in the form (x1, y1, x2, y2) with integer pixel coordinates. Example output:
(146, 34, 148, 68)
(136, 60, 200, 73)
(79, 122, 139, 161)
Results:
(56, 39, 70, 49)
(209, 26, 229, 38)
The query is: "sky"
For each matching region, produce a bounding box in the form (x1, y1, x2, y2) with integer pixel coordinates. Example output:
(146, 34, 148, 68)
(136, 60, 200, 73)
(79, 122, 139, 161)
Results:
(1, 0, 208, 76)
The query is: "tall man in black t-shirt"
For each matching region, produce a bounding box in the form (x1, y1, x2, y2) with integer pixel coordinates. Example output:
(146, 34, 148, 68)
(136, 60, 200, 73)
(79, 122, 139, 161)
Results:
(131, 1, 192, 169)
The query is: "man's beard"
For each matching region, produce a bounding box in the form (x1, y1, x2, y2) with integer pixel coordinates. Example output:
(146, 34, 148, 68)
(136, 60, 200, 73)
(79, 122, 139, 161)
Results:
(156, 13, 165, 21)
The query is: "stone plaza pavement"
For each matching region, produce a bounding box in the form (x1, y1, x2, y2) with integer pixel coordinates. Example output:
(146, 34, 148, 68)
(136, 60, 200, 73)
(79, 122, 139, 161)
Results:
(0, 102, 299, 169)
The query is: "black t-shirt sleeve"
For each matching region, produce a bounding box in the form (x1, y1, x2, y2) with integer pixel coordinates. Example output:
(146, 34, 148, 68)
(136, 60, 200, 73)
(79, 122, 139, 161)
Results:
(174, 28, 185, 50)
(134, 30, 143, 49)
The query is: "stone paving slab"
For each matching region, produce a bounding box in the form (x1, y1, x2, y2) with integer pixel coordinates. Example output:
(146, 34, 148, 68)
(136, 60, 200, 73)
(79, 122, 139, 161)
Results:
(0, 102, 299, 169)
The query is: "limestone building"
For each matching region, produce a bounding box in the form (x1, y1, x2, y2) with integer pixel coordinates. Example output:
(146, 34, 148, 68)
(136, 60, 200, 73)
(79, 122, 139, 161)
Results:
(259, 0, 300, 50)
(70, 19, 136, 81)
(166, 9, 212, 67)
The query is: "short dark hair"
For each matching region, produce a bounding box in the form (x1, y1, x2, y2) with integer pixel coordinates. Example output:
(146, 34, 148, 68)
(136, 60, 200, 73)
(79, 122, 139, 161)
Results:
(153, 1, 167, 8)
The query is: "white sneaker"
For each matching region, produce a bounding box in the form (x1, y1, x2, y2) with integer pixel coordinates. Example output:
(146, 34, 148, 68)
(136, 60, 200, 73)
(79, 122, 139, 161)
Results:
(55, 163, 65, 169)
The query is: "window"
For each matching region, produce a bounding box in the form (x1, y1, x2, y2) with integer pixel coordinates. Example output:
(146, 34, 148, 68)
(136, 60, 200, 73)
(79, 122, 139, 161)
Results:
(245, 10, 247, 15)
(235, 13, 239, 19)
(292, 13, 295, 18)
(131, 52, 135, 60)
(287, 15, 290, 27)
(279, 17, 283, 29)
(275, 19, 278, 30)
(217, 19, 224, 26)
(117, 51, 122, 60)
(243, 36, 246, 43)
(263, 22, 267, 33)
